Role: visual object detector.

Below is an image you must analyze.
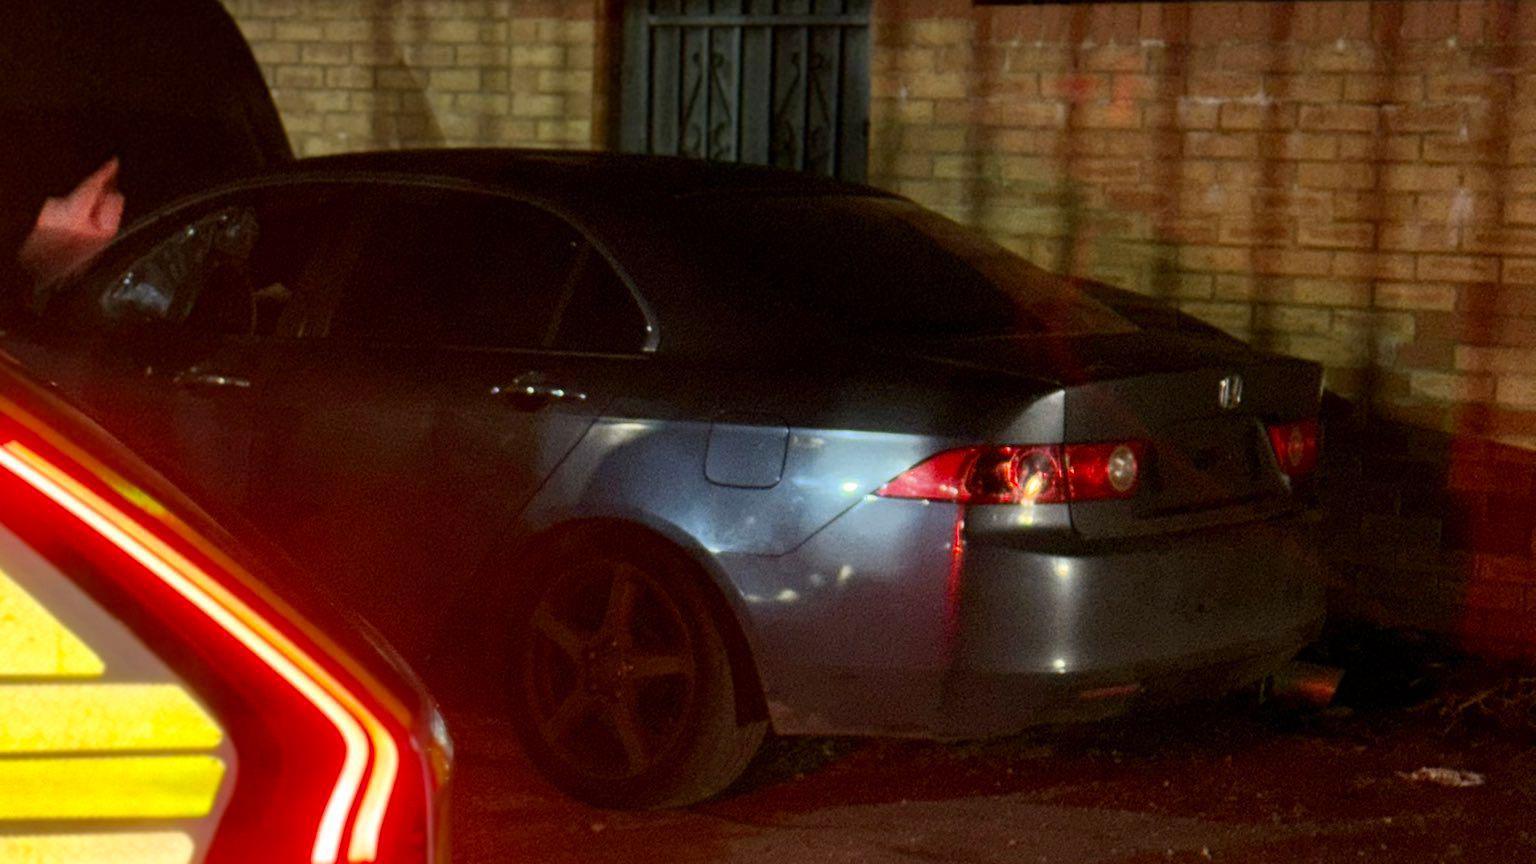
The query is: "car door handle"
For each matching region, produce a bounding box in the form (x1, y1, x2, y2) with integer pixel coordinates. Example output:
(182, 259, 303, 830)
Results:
(173, 370, 252, 391)
(489, 376, 587, 411)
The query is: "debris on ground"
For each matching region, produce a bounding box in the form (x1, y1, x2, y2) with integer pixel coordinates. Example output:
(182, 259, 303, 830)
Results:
(1433, 674, 1536, 736)
(1397, 767, 1486, 788)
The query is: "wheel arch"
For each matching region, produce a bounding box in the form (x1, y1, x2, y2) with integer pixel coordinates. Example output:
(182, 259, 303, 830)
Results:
(474, 515, 770, 726)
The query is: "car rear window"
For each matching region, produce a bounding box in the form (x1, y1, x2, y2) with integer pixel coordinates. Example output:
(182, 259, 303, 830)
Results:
(689, 195, 1134, 339)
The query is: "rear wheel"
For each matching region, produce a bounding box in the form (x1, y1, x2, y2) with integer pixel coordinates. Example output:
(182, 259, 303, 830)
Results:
(508, 539, 765, 808)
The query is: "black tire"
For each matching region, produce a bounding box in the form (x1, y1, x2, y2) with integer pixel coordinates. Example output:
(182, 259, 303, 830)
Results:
(506, 534, 766, 808)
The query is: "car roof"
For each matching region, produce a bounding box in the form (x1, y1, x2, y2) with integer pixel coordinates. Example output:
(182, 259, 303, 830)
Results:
(276, 148, 894, 208)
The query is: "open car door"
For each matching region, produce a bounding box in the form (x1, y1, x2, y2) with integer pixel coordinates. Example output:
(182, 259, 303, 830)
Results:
(0, 0, 292, 277)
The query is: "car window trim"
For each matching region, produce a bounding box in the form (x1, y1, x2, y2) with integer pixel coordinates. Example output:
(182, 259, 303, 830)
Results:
(82, 171, 662, 352)
(256, 173, 660, 354)
(55, 185, 348, 343)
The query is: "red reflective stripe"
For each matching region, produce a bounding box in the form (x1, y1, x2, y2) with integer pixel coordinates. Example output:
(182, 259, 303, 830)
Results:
(0, 441, 397, 864)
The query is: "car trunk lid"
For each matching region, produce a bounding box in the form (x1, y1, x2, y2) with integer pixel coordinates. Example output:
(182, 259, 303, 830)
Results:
(911, 330, 1323, 536)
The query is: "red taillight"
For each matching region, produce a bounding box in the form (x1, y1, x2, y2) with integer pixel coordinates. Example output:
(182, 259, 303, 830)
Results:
(1267, 418, 1320, 478)
(877, 441, 1146, 505)
(0, 436, 434, 864)
(1064, 442, 1146, 501)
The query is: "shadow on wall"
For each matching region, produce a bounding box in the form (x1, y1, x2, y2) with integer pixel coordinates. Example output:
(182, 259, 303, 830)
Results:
(867, 2, 1536, 658)
(342, 0, 540, 151)
(1323, 402, 1536, 659)
(366, 1, 446, 149)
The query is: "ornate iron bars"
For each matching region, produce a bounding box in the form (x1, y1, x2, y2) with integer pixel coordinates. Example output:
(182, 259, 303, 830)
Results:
(620, 1, 871, 182)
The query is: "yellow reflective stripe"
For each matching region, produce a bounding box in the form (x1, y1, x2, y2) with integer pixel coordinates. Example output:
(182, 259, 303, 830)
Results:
(0, 442, 387, 864)
(0, 756, 225, 820)
(0, 833, 194, 864)
(0, 684, 222, 754)
(0, 567, 103, 678)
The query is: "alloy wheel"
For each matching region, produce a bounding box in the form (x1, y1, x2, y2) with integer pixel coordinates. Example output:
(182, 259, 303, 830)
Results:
(522, 559, 699, 780)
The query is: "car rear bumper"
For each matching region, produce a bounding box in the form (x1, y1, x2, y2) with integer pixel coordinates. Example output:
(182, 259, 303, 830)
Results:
(934, 513, 1325, 737)
(762, 512, 1325, 738)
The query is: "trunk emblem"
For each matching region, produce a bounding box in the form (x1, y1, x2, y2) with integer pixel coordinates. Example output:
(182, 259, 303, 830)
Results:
(1218, 374, 1244, 410)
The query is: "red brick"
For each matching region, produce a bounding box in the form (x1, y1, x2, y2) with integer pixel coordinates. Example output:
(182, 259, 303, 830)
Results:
(1416, 192, 1495, 224)
(1463, 578, 1527, 612)
(1380, 163, 1461, 191)
(1443, 317, 1536, 349)
(1081, 44, 1147, 73)
(1409, 370, 1497, 403)
(1219, 219, 1294, 246)
(1260, 132, 1338, 160)
(1464, 283, 1536, 316)
(1187, 72, 1264, 100)
(1040, 73, 1108, 102)
(1252, 304, 1333, 335)
(1218, 103, 1296, 131)
(1427, 71, 1513, 102)
(1187, 3, 1273, 43)
(1299, 104, 1380, 132)
(1456, 345, 1536, 374)
(1466, 226, 1536, 256)
(1381, 1, 1460, 42)
(1332, 191, 1415, 221)
(1068, 103, 1142, 130)
(1298, 162, 1376, 190)
(1344, 74, 1427, 103)
(1168, 100, 1219, 130)
(1268, 73, 1344, 103)
(1498, 376, 1536, 408)
(1252, 248, 1335, 278)
(1395, 339, 1456, 369)
(1336, 133, 1421, 162)
(1376, 282, 1459, 311)
(1246, 187, 1328, 215)
(1108, 73, 1164, 101)
(1185, 132, 1259, 159)
(1299, 222, 1376, 250)
(1070, 158, 1141, 184)
(1422, 134, 1490, 163)
(1179, 245, 1252, 273)
(1380, 223, 1461, 252)
(1335, 251, 1417, 280)
(1418, 255, 1500, 283)
(1305, 45, 1379, 73)
(975, 100, 1063, 128)
(1474, 554, 1536, 586)
(1506, 198, 1536, 226)
(1458, 0, 1489, 45)
(1294, 2, 1354, 41)
(1080, 4, 1143, 46)
(1383, 104, 1466, 134)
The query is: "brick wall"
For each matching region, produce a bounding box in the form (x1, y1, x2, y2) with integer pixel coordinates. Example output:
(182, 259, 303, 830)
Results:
(869, 1, 1536, 449)
(219, 0, 1536, 654)
(220, 0, 603, 155)
(868, 1, 1536, 655)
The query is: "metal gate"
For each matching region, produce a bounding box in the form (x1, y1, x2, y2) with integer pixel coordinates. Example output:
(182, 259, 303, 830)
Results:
(619, 1, 871, 182)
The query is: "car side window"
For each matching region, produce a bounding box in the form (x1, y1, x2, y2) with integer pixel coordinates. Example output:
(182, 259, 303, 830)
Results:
(86, 196, 322, 338)
(324, 189, 648, 353)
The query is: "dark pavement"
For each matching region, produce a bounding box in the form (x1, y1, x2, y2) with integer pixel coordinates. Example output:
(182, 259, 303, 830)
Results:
(445, 665, 1536, 864)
